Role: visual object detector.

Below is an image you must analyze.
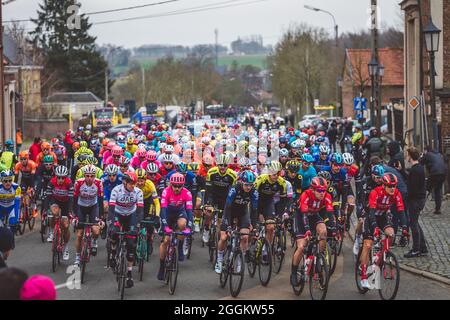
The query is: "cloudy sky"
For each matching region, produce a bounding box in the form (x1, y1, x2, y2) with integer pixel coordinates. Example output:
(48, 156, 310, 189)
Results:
(3, 0, 403, 48)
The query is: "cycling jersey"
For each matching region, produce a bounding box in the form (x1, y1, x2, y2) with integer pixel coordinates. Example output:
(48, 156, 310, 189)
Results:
(368, 186, 405, 215)
(101, 174, 123, 201)
(0, 183, 21, 208)
(298, 165, 317, 190)
(160, 186, 193, 228)
(45, 177, 74, 203)
(254, 174, 287, 199)
(299, 189, 333, 214)
(139, 179, 158, 200)
(222, 183, 258, 230)
(75, 166, 104, 180)
(0, 151, 16, 170)
(14, 160, 37, 188)
(284, 173, 303, 197)
(34, 164, 54, 197)
(109, 184, 144, 217)
(126, 144, 138, 156)
(73, 178, 103, 207)
(130, 156, 145, 170)
(205, 167, 237, 205)
(321, 166, 348, 194)
(35, 151, 58, 166)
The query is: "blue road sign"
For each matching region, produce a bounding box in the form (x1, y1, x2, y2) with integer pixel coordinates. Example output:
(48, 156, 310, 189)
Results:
(353, 97, 367, 111)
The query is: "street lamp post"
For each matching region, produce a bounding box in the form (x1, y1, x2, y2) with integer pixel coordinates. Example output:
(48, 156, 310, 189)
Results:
(377, 63, 384, 131)
(336, 76, 343, 118)
(424, 18, 441, 151)
(368, 55, 378, 127)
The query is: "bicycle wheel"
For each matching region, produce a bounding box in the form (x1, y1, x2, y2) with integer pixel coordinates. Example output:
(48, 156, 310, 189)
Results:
(80, 240, 88, 284)
(18, 205, 26, 235)
(185, 236, 193, 260)
(219, 248, 230, 288)
(28, 207, 36, 231)
(378, 251, 400, 300)
(258, 239, 272, 286)
(247, 242, 256, 278)
(119, 251, 127, 300)
(51, 231, 59, 273)
(272, 230, 285, 274)
(355, 249, 369, 294)
(208, 227, 217, 263)
(40, 215, 48, 243)
(292, 256, 306, 296)
(328, 239, 338, 277)
(324, 242, 332, 276)
(168, 247, 179, 295)
(309, 253, 329, 300)
(147, 235, 153, 259)
(229, 251, 245, 297)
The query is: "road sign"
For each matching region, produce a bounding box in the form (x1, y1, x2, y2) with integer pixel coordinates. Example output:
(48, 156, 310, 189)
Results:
(353, 97, 367, 110)
(409, 96, 420, 110)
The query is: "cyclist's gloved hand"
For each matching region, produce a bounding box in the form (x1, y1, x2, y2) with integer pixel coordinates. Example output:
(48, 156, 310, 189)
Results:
(373, 227, 381, 238)
(183, 228, 191, 236)
(303, 230, 312, 239)
(154, 217, 161, 230)
(164, 226, 173, 234)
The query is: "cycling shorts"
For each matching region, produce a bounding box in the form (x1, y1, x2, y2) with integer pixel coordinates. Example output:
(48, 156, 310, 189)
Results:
(293, 212, 325, 239)
(166, 207, 188, 228)
(257, 198, 276, 220)
(362, 213, 393, 240)
(49, 199, 70, 217)
(221, 206, 251, 232)
(76, 203, 99, 229)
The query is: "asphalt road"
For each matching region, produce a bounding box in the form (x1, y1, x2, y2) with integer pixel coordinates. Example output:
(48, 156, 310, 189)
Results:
(7, 225, 450, 300)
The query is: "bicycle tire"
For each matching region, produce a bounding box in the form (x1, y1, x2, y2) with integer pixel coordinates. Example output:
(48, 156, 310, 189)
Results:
(229, 251, 244, 298)
(40, 213, 48, 243)
(119, 251, 126, 300)
(28, 210, 36, 231)
(147, 235, 153, 259)
(185, 236, 193, 260)
(292, 255, 306, 296)
(378, 251, 400, 300)
(18, 205, 26, 235)
(219, 248, 230, 288)
(52, 244, 58, 273)
(328, 239, 338, 277)
(80, 239, 89, 284)
(247, 242, 257, 278)
(309, 253, 329, 300)
(355, 248, 369, 294)
(258, 239, 272, 287)
(209, 227, 217, 263)
(168, 246, 179, 295)
(272, 231, 285, 274)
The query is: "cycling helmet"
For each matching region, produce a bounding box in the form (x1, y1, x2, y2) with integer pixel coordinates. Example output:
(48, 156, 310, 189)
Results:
(319, 144, 330, 155)
(188, 162, 199, 172)
(165, 145, 174, 153)
(279, 148, 289, 157)
(127, 137, 134, 145)
(176, 162, 188, 174)
(317, 171, 332, 182)
(298, 140, 306, 149)
(135, 168, 147, 180)
(5, 139, 14, 147)
(43, 155, 55, 164)
(162, 153, 174, 163)
(137, 143, 146, 150)
(136, 148, 146, 158)
(82, 164, 96, 175)
(85, 156, 98, 165)
(98, 132, 106, 139)
(267, 160, 283, 174)
(123, 171, 137, 184)
(55, 165, 69, 177)
(105, 164, 119, 175)
(106, 142, 115, 150)
(202, 155, 214, 165)
(301, 154, 314, 163)
(51, 138, 59, 146)
(41, 142, 51, 150)
(19, 151, 29, 159)
(279, 137, 288, 144)
(342, 153, 354, 165)
(248, 145, 257, 154)
(146, 162, 159, 174)
(290, 140, 301, 149)
(119, 156, 131, 166)
(86, 124, 92, 131)
(286, 160, 301, 173)
(382, 173, 398, 187)
(330, 153, 343, 165)
(111, 146, 123, 156)
(239, 170, 256, 184)
(371, 164, 385, 177)
(216, 154, 229, 166)
(146, 150, 157, 162)
(170, 172, 185, 185)
(80, 141, 88, 148)
(258, 146, 268, 154)
(238, 157, 250, 167)
(90, 139, 99, 146)
(1, 170, 14, 180)
(310, 177, 327, 191)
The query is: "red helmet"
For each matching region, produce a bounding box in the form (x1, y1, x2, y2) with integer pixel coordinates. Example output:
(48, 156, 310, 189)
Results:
(111, 146, 123, 156)
(123, 171, 137, 184)
(170, 172, 185, 185)
(310, 177, 327, 191)
(146, 150, 157, 161)
(136, 148, 146, 158)
(382, 173, 398, 187)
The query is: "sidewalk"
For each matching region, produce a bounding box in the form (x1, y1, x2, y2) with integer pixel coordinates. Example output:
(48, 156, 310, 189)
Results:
(390, 197, 450, 282)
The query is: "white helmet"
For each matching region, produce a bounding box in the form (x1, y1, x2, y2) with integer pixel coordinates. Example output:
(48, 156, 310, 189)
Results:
(259, 146, 268, 154)
(98, 132, 106, 139)
(290, 140, 301, 149)
(181, 136, 190, 144)
(342, 152, 354, 165)
(248, 145, 257, 153)
(146, 162, 159, 174)
(238, 157, 250, 167)
(319, 144, 330, 155)
(298, 139, 306, 149)
(279, 148, 289, 157)
(162, 153, 174, 163)
(165, 145, 174, 153)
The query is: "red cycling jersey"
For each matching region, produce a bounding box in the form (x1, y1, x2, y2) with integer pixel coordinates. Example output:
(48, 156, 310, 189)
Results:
(46, 177, 74, 203)
(73, 178, 103, 207)
(368, 186, 405, 215)
(299, 189, 333, 214)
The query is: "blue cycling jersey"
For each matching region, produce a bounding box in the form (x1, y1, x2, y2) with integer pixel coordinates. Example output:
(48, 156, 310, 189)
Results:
(298, 165, 317, 190)
(101, 173, 123, 201)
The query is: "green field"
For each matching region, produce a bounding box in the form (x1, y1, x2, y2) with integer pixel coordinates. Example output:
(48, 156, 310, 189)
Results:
(114, 54, 268, 75)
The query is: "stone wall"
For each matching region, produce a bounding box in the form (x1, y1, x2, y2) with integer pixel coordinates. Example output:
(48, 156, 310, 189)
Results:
(23, 118, 69, 140)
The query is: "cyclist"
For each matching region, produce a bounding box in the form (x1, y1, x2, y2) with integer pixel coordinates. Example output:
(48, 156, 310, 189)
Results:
(290, 177, 331, 286)
(44, 166, 73, 260)
(279, 148, 289, 168)
(254, 160, 287, 246)
(75, 156, 103, 180)
(284, 160, 303, 200)
(105, 146, 123, 167)
(135, 168, 160, 219)
(0, 170, 21, 236)
(157, 173, 193, 280)
(73, 164, 103, 266)
(108, 172, 144, 288)
(51, 138, 67, 166)
(359, 173, 408, 289)
(119, 156, 134, 175)
(204, 154, 237, 244)
(35, 142, 58, 166)
(145, 163, 165, 196)
(101, 165, 122, 219)
(126, 137, 138, 156)
(74, 141, 94, 161)
(342, 152, 358, 230)
(131, 148, 147, 170)
(14, 151, 37, 201)
(0, 140, 18, 170)
(34, 155, 56, 207)
(159, 154, 176, 178)
(314, 144, 331, 171)
(140, 150, 160, 171)
(215, 170, 258, 274)
(298, 154, 317, 191)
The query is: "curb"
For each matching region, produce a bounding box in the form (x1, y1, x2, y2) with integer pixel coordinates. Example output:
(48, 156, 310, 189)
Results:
(347, 218, 450, 287)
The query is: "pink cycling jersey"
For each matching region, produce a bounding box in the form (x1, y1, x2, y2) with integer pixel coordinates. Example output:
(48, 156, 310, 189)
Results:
(105, 156, 120, 166)
(102, 150, 112, 164)
(130, 156, 145, 170)
(160, 186, 193, 210)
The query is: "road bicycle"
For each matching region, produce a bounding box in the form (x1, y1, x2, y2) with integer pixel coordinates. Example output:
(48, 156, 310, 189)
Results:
(246, 221, 273, 286)
(78, 221, 99, 284)
(271, 215, 287, 274)
(219, 226, 249, 298)
(113, 227, 134, 300)
(355, 229, 401, 300)
(51, 209, 70, 273)
(18, 187, 37, 235)
(164, 227, 188, 295)
(202, 206, 222, 266)
(291, 234, 329, 300)
(136, 219, 157, 282)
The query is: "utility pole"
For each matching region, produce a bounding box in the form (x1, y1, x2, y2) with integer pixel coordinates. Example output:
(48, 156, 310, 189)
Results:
(305, 46, 310, 116)
(371, 0, 381, 130)
(215, 28, 219, 68)
(0, 2, 4, 142)
(141, 66, 145, 108)
(105, 68, 109, 106)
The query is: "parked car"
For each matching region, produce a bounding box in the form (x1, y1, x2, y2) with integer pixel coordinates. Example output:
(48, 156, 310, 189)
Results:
(299, 114, 321, 128)
(107, 123, 134, 137)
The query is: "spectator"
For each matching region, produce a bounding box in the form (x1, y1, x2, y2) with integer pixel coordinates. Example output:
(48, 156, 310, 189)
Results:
(29, 137, 42, 162)
(404, 147, 427, 258)
(0, 267, 29, 300)
(20, 275, 57, 300)
(387, 140, 406, 178)
(420, 145, 447, 214)
(0, 226, 14, 269)
(16, 128, 23, 156)
(327, 123, 338, 153)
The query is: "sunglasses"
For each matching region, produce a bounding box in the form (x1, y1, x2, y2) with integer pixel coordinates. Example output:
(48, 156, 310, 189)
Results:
(44, 163, 53, 166)
(218, 164, 228, 167)
(20, 158, 28, 161)
(315, 189, 326, 193)
(303, 162, 310, 166)
(3, 179, 12, 183)
(164, 162, 173, 165)
(57, 177, 66, 180)
(85, 174, 95, 178)
(172, 184, 183, 189)
(385, 185, 396, 189)
(108, 174, 117, 177)
(243, 183, 253, 188)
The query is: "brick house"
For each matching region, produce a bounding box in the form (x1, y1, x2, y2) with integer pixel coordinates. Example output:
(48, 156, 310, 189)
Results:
(401, 0, 450, 156)
(341, 48, 404, 124)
